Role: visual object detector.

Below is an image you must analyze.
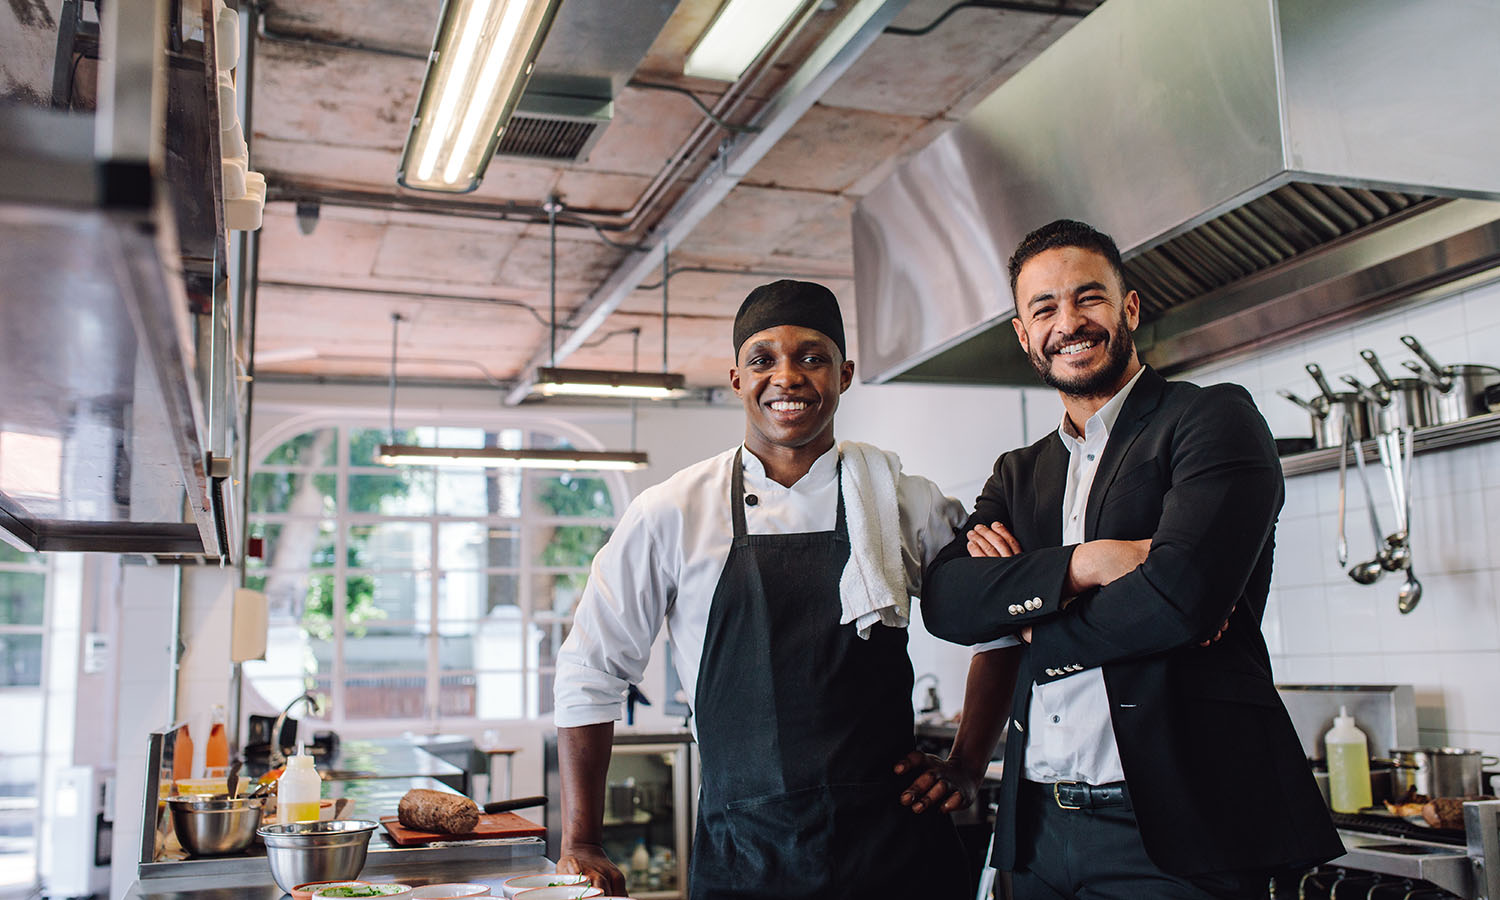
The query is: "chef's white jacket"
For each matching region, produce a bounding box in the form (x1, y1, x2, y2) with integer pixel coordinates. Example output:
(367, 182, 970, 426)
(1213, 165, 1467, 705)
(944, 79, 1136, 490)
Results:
(552, 444, 971, 728)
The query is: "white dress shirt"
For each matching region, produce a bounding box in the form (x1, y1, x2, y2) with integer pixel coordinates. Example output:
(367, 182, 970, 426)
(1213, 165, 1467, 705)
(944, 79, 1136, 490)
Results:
(553, 444, 968, 729)
(1024, 366, 1146, 785)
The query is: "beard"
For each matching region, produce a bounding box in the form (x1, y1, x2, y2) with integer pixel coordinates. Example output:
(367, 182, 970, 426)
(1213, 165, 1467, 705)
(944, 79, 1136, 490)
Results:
(1027, 308, 1137, 399)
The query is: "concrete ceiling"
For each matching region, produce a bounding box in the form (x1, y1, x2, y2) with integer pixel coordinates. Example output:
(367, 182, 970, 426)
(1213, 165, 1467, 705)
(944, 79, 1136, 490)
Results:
(1, 0, 1101, 395)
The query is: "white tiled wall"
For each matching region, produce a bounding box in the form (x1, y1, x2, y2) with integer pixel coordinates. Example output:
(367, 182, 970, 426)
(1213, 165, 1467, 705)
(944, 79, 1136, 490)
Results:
(1185, 275, 1500, 752)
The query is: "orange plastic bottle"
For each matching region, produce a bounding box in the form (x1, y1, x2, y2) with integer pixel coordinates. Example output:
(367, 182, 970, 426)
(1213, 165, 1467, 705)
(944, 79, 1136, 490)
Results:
(205, 705, 230, 778)
(171, 724, 194, 781)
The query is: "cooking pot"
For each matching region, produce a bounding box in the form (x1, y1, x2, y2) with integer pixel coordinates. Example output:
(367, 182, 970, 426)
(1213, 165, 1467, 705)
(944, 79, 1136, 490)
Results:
(1379, 747, 1499, 798)
(1348, 349, 1434, 432)
(1279, 363, 1373, 448)
(1400, 335, 1500, 424)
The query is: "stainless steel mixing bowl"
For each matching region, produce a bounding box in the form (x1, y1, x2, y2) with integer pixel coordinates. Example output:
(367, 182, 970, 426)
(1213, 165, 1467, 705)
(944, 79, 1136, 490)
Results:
(168, 795, 266, 856)
(258, 820, 379, 893)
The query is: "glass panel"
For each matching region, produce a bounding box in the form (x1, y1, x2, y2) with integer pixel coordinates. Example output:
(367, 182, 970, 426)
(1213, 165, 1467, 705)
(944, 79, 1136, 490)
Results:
(437, 629, 473, 672)
(602, 748, 683, 895)
(348, 470, 434, 515)
(0, 634, 44, 686)
(472, 670, 525, 719)
(248, 472, 335, 515)
(437, 673, 476, 716)
(255, 570, 316, 619)
(436, 468, 522, 517)
(530, 618, 571, 670)
(532, 524, 610, 569)
(347, 522, 431, 570)
(0, 571, 45, 626)
(439, 523, 520, 570)
(531, 572, 588, 617)
(0, 544, 41, 565)
(530, 474, 616, 518)
(347, 427, 419, 466)
(470, 606, 524, 669)
(262, 428, 336, 467)
(0, 751, 40, 885)
(347, 574, 429, 628)
(345, 621, 425, 673)
(439, 571, 518, 621)
(247, 521, 336, 570)
(344, 672, 428, 720)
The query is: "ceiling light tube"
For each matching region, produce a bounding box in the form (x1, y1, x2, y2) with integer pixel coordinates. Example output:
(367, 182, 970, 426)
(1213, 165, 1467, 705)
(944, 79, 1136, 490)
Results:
(533, 367, 688, 400)
(398, 0, 562, 193)
(683, 0, 806, 82)
(377, 444, 649, 471)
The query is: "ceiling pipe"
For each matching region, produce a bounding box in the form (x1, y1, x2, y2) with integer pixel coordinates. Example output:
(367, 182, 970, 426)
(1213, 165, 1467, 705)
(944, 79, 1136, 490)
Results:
(503, 0, 912, 405)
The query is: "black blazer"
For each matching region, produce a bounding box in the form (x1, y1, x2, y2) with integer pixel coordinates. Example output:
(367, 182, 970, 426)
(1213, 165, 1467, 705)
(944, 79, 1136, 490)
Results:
(923, 367, 1343, 877)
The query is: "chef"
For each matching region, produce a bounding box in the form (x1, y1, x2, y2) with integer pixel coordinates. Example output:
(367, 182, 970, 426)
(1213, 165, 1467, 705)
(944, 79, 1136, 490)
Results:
(552, 280, 981, 899)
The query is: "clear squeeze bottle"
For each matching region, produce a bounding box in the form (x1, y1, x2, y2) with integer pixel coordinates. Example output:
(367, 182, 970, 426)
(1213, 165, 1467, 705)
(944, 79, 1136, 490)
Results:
(1325, 705, 1372, 813)
(277, 745, 322, 823)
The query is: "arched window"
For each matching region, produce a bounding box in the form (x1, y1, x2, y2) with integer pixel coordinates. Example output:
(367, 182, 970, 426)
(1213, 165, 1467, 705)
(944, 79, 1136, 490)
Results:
(242, 423, 624, 728)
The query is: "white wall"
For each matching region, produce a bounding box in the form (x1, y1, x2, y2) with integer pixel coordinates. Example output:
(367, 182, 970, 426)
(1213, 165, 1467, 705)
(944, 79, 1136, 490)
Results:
(1184, 274, 1500, 751)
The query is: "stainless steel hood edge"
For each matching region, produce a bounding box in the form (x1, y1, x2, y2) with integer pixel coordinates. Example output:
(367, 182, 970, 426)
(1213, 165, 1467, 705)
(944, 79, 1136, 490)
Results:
(853, 0, 1500, 384)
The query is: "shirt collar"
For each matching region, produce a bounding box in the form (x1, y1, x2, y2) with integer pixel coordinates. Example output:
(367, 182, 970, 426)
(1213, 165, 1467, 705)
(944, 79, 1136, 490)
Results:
(1057, 365, 1147, 446)
(740, 443, 839, 490)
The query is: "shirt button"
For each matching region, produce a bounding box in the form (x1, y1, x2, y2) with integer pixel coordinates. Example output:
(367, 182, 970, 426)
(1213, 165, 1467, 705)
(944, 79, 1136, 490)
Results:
(745, 494, 758, 506)
(1052, 715, 1061, 723)
(1086, 453, 1095, 461)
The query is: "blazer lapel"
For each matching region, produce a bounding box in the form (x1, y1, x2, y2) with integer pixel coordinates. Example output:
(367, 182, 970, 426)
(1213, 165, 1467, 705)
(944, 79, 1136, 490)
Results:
(1031, 434, 1067, 548)
(1085, 367, 1166, 541)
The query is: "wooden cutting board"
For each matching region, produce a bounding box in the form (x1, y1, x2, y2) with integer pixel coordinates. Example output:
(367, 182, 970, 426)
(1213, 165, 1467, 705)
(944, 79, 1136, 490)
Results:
(380, 812, 546, 846)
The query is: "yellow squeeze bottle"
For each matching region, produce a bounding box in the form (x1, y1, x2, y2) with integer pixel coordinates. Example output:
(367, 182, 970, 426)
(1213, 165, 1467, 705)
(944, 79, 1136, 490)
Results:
(1325, 705, 1372, 813)
(277, 745, 322, 823)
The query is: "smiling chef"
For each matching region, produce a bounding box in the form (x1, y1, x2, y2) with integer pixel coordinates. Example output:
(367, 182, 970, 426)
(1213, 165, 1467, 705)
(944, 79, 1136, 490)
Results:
(552, 279, 997, 899)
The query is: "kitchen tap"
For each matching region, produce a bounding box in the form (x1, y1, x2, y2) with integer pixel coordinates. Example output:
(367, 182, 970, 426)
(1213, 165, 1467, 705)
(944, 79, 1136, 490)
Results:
(268, 691, 321, 769)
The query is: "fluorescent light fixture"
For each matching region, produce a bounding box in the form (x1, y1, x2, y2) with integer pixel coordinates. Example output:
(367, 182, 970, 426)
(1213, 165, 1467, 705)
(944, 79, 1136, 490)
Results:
(377, 444, 648, 471)
(534, 367, 688, 400)
(683, 0, 805, 82)
(398, 0, 562, 192)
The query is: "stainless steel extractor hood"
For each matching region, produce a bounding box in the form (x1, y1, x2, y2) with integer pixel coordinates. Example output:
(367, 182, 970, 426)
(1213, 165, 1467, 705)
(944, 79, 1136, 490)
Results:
(851, 0, 1500, 385)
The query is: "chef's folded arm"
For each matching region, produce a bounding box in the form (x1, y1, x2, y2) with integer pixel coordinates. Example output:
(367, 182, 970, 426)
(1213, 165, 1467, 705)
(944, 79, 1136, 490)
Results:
(1029, 388, 1284, 679)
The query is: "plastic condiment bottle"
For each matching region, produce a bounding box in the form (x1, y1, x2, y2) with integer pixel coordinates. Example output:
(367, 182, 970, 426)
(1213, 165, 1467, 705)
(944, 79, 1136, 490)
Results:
(1325, 705, 1372, 813)
(277, 745, 322, 823)
(631, 839, 650, 875)
(205, 705, 230, 779)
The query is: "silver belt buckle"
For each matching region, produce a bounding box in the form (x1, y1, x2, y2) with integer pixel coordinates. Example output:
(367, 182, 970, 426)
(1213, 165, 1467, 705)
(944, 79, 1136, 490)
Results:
(1053, 780, 1083, 810)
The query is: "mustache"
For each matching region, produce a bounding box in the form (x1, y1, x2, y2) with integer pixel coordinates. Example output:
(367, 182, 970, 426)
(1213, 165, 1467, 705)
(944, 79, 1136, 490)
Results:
(1043, 325, 1111, 356)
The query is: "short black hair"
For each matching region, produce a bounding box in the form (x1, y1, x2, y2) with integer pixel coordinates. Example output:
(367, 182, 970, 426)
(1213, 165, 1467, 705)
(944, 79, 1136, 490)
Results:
(1007, 219, 1127, 301)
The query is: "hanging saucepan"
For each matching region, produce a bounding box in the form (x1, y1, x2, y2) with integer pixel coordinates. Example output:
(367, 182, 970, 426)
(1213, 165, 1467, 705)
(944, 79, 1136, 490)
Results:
(1278, 363, 1372, 449)
(1400, 334, 1500, 424)
(1357, 349, 1434, 432)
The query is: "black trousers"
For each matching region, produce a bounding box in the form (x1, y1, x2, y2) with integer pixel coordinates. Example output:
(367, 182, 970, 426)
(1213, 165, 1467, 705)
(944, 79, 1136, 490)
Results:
(1009, 781, 1271, 900)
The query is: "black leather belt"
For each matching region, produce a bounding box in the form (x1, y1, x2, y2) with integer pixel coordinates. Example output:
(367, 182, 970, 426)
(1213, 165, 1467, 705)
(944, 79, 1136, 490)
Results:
(1025, 779, 1130, 810)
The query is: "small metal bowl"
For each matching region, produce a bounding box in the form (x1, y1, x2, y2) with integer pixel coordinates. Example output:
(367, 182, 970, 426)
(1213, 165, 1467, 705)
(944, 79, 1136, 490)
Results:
(258, 820, 379, 894)
(167, 794, 266, 856)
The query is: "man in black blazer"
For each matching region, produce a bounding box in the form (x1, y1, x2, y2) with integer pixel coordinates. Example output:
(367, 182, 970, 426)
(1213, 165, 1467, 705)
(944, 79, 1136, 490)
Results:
(901, 220, 1342, 898)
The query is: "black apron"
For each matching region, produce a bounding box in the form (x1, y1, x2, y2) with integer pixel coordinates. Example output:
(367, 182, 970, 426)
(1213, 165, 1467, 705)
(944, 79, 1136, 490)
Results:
(688, 449, 971, 900)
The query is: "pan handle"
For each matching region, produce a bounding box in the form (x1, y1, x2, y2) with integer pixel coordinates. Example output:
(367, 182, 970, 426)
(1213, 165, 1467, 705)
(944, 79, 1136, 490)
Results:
(1278, 389, 1320, 415)
(1341, 375, 1386, 406)
(1360, 349, 1399, 391)
(1306, 363, 1338, 401)
(1399, 335, 1452, 389)
(483, 795, 547, 814)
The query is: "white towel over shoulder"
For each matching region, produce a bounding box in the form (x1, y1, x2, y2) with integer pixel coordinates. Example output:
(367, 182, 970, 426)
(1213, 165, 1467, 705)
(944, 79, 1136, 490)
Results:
(837, 440, 911, 639)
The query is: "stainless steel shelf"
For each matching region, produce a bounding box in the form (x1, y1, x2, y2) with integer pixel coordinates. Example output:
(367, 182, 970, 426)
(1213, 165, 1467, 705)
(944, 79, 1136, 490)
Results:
(0, 104, 221, 558)
(1279, 411, 1500, 478)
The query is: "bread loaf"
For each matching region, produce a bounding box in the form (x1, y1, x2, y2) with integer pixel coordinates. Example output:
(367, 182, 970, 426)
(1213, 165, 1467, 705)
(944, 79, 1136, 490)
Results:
(1421, 795, 1496, 830)
(397, 789, 479, 834)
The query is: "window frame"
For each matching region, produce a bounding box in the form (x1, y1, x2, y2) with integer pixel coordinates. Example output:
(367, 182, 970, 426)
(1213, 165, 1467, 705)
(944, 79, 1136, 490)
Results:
(243, 417, 626, 731)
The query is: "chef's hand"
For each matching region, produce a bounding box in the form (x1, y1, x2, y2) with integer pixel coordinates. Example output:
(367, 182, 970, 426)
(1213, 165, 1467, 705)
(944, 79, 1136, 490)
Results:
(967, 522, 1020, 558)
(894, 750, 978, 814)
(1199, 603, 1237, 647)
(557, 843, 626, 895)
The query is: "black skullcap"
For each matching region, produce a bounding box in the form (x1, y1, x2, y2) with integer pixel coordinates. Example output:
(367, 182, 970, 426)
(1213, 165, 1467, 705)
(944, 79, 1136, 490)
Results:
(732, 280, 846, 359)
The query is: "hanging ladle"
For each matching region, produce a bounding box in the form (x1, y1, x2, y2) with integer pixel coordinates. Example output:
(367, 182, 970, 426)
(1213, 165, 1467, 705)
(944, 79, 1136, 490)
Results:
(1397, 427, 1424, 613)
(1347, 432, 1386, 585)
(1336, 416, 1350, 566)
